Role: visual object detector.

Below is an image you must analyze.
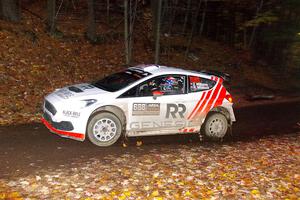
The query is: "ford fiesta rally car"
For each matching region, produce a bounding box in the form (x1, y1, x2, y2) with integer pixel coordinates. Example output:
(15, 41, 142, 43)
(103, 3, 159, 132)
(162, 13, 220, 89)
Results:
(42, 64, 235, 146)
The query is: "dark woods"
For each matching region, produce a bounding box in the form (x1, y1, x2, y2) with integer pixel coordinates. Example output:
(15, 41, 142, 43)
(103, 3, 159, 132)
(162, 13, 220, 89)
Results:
(0, 0, 299, 69)
(0, 0, 21, 22)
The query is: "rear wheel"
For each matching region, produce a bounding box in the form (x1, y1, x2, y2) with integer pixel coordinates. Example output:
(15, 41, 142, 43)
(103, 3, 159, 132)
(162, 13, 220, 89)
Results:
(203, 112, 228, 139)
(87, 112, 122, 147)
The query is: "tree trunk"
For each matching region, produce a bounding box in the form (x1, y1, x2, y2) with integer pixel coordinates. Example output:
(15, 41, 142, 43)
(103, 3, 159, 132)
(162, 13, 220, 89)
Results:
(228, 5, 236, 47)
(249, 0, 264, 48)
(87, 0, 96, 42)
(128, 0, 133, 63)
(47, 0, 56, 34)
(124, 0, 130, 65)
(151, 0, 159, 39)
(167, 0, 178, 35)
(243, 29, 247, 49)
(154, 0, 162, 64)
(185, 0, 202, 60)
(106, 0, 110, 22)
(182, 0, 192, 34)
(199, 0, 207, 37)
(1, 0, 20, 22)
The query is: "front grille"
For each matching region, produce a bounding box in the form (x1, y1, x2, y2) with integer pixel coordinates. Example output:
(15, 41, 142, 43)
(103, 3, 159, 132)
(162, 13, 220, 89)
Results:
(45, 100, 57, 115)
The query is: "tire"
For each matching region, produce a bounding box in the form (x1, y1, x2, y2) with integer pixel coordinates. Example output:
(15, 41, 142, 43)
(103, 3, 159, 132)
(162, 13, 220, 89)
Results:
(203, 112, 228, 139)
(87, 112, 122, 147)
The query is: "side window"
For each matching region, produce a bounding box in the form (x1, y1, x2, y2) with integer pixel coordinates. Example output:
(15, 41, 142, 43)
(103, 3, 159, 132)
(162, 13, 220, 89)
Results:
(189, 76, 216, 92)
(119, 86, 138, 98)
(138, 75, 186, 97)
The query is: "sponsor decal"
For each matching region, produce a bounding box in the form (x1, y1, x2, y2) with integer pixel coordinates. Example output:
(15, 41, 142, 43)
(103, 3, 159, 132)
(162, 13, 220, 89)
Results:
(195, 83, 209, 90)
(166, 104, 186, 119)
(129, 120, 197, 130)
(132, 103, 160, 116)
(63, 110, 80, 118)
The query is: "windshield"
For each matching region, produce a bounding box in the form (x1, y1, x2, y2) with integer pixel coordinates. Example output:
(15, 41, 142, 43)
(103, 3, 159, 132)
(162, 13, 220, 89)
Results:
(92, 70, 150, 92)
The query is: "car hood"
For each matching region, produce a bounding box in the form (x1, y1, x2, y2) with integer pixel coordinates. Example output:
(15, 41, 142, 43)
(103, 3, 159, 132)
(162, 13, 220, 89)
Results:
(54, 83, 110, 100)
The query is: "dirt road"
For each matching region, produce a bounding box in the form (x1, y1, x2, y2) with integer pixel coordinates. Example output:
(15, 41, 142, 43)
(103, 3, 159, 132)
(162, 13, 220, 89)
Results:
(0, 100, 299, 179)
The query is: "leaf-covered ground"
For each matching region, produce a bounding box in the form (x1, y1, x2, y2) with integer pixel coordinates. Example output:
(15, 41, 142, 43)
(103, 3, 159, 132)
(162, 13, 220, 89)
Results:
(0, 133, 299, 199)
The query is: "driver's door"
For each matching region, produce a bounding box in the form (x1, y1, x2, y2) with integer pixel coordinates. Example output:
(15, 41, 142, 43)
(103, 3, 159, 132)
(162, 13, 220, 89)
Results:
(121, 74, 192, 137)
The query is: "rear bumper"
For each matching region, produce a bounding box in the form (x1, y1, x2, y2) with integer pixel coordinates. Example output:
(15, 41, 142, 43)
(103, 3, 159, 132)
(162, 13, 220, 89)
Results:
(41, 117, 85, 141)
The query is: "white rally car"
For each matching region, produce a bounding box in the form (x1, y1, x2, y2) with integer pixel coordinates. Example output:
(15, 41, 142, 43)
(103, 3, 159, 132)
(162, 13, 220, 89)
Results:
(42, 64, 235, 146)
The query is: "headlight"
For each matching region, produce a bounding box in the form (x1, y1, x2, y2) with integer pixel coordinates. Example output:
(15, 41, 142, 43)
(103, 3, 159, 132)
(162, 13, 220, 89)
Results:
(80, 99, 97, 108)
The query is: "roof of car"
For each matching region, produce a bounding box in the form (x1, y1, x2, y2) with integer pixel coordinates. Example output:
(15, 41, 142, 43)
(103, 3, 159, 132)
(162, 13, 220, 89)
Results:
(129, 64, 206, 76)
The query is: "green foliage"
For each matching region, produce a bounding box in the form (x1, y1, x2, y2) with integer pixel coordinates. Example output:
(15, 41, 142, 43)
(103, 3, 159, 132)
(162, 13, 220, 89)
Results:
(261, 26, 300, 43)
(243, 11, 278, 28)
(248, 0, 300, 67)
(287, 41, 300, 69)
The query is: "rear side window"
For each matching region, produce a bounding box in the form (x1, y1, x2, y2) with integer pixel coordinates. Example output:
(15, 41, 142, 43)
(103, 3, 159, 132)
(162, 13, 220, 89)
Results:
(189, 76, 216, 92)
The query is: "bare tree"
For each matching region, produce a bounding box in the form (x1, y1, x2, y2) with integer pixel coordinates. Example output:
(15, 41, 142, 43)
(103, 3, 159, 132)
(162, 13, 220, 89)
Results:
(199, 0, 207, 37)
(106, 0, 110, 22)
(182, 0, 192, 34)
(87, 0, 96, 42)
(154, 0, 162, 64)
(249, 0, 264, 48)
(47, 0, 56, 34)
(185, 0, 202, 59)
(0, 0, 20, 22)
(124, 0, 137, 65)
(124, 0, 130, 65)
(167, 0, 178, 35)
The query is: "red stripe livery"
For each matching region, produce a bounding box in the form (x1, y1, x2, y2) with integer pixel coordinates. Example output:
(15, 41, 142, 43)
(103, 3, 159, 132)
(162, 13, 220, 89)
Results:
(188, 91, 207, 120)
(188, 78, 226, 120)
(200, 83, 222, 115)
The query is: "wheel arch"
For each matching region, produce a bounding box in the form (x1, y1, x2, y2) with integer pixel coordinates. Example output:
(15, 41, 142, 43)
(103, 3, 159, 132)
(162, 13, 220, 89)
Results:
(200, 106, 232, 139)
(208, 106, 232, 125)
(89, 105, 127, 128)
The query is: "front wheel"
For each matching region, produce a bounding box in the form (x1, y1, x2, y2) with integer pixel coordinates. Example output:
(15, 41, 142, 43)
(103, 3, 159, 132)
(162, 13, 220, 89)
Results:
(203, 112, 228, 139)
(87, 112, 122, 147)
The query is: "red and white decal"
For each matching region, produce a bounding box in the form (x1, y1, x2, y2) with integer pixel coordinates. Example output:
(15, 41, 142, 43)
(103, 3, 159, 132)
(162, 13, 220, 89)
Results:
(188, 78, 226, 120)
(179, 128, 196, 133)
(187, 91, 207, 119)
(211, 76, 224, 84)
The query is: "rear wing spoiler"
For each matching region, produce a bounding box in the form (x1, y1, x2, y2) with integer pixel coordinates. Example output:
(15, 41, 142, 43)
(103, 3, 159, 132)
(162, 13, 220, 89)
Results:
(200, 70, 231, 83)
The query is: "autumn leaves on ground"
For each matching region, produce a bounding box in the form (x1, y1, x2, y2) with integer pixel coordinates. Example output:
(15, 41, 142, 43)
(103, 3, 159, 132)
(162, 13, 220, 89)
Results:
(1, 134, 300, 199)
(0, 13, 126, 126)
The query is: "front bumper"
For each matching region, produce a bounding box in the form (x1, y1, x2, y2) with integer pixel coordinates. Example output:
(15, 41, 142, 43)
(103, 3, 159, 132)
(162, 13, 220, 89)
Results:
(42, 95, 88, 141)
(41, 115, 85, 141)
(43, 112, 74, 131)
